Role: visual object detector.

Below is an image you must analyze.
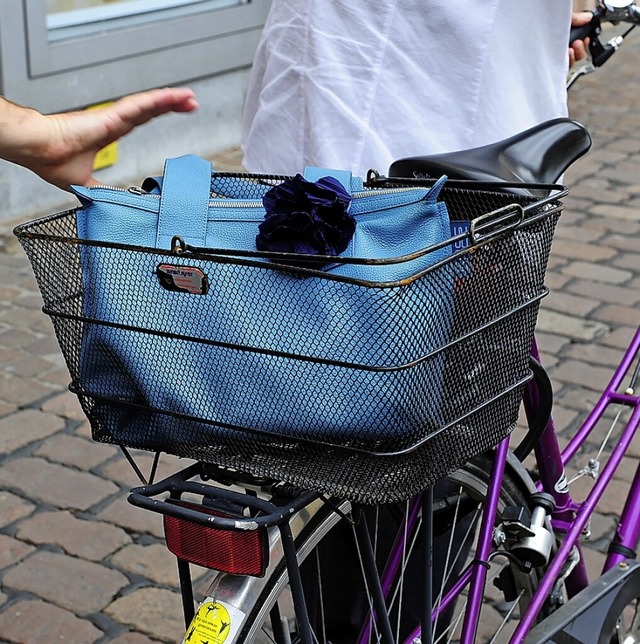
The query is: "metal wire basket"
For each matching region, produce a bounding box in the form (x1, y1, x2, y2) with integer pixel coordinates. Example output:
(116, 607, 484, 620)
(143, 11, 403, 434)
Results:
(14, 176, 564, 504)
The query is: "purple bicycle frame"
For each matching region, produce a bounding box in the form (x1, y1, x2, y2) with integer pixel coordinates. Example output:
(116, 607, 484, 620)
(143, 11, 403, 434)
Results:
(370, 327, 640, 644)
(512, 328, 640, 641)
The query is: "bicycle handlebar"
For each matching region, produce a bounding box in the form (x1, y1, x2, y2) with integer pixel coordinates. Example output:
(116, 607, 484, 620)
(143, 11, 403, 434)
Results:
(570, 1, 640, 44)
(570, 7, 604, 44)
(567, 1, 640, 87)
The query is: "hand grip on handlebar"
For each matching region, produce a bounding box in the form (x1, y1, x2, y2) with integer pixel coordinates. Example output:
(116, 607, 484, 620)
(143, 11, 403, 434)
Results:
(570, 9, 602, 44)
(570, 6, 624, 69)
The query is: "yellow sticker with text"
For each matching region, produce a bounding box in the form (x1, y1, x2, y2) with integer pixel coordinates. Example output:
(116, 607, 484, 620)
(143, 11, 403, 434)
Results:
(182, 599, 245, 644)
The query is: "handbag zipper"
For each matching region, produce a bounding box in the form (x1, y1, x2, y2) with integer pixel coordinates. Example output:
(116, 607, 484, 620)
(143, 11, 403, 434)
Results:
(352, 187, 422, 198)
(86, 185, 422, 205)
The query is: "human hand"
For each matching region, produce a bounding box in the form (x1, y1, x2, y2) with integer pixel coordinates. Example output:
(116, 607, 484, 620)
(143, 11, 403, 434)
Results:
(3, 87, 198, 190)
(570, 11, 593, 67)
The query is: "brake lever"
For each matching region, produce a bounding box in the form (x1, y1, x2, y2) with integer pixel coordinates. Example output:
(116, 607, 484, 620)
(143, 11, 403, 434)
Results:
(567, 30, 629, 87)
(590, 30, 627, 66)
(568, 3, 637, 89)
(567, 62, 596, 89)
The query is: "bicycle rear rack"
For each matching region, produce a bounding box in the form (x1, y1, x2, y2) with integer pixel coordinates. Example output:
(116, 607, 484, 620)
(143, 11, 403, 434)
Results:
(128, 463, 318, 630)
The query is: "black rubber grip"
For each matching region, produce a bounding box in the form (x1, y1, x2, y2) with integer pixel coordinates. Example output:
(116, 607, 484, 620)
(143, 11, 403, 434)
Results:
(570, 9, 601, 43)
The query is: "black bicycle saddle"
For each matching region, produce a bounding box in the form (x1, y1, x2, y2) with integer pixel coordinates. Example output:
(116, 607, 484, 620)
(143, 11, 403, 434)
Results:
(388, 118, 592, 185)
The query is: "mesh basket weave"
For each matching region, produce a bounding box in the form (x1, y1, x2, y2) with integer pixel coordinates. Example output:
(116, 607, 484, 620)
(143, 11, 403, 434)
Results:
(15, 177, 563, 504)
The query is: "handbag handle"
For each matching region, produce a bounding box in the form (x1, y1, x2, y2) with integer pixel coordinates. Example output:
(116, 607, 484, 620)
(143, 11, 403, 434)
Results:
(155, 158, 358, 248)
(155, 159, 361, 250)
(156, 154, 213, 249)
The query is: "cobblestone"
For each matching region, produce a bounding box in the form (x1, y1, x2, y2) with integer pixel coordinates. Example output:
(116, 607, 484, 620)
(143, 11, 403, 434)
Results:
(583, 215, 640, 235)
(104, 588, 185, 643)
(567, 179, 624, 204)
(567, 279, 640, 305)
(4, 353, 55, 379)
(98, 452, 189, 488)
(601, 325, 637, 350)
(544, 271, 572, 292)
(556, 386, 605, 414)
(3, 551, 129, 615)
(39, 367, 75, 388)
(599, 159, 640, 186)
(612, 252, 640, 272)
(543, 290, 600, 317)
(604, 232, 640, 253)
(0, 533, 35, 569)
(0, 408, 65, 453)
(1, 307, 53, 335)
(96, 497, 164, 539)
(551, 237, 618, 262)
(561, 260, 633, 284)
(0, 328, 39, 349)
(15, 510, 131, 561)
(580, 544, 607, 581)
(553, 222, 604, 243)
(0, 599, 104, 643)
(534, 331, 572, 355)
(536, 309, 610, 341)
(0, 457, 119, 511)
(40, 390, 88, 421)
(34, 434, 119, 471)
(110, 544, 181, 588)
(592, 303, 640, 326)
(0, 373, 54, 406)
(610, 457, 640, 485)
(109, 633, 164, 644)
(591, 478, 633, 517)
(553, 359, 621, 392)
(0, 491, 35, 528)
(548, 405, 581, 439)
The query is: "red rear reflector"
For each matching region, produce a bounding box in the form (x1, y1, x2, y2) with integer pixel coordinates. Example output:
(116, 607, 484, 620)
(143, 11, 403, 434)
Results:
(163, 500, 268, 577)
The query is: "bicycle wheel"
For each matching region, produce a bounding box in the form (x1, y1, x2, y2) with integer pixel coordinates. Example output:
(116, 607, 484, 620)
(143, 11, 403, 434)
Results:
(605, 587, 640, 644)
(233, 453, 546, 644)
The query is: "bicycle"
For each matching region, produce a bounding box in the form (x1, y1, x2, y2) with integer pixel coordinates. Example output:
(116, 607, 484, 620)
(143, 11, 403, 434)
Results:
(11, 2, 640, 643)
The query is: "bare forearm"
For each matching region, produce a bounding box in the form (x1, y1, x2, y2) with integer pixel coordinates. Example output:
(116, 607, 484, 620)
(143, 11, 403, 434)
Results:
(0, 97, 50, 169)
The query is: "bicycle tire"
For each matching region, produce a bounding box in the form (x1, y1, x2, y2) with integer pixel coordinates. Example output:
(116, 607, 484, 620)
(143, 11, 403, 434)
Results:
(230, 453, 546, 644)
(601, 583, 640, 643)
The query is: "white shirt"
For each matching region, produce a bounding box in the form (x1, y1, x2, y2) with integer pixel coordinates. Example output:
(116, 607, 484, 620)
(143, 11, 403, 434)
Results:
(242, 0, 572, 177)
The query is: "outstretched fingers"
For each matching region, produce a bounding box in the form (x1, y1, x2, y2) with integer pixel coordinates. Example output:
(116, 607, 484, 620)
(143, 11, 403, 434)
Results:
(95, 87, 199, 141)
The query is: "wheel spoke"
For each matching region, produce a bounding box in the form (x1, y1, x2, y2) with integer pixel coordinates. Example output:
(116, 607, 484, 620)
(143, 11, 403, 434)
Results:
(433, 485, 464, 637)
(314, 550, 326, 643)
(233, 456, 540, 644)
(351, 521, 382, 644)
(488, 588, 525, 644)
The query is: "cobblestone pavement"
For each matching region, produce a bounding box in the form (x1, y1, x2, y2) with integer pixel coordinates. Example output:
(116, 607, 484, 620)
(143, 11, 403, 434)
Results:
(1, 34, 639, 644)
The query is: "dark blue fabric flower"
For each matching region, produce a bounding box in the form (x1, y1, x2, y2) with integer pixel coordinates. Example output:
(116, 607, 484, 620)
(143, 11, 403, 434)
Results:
(256, 174, 355, 266)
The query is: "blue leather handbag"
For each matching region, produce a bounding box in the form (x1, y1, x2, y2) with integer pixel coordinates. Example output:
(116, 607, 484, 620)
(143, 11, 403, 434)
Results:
(72, 154, 454, 455)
